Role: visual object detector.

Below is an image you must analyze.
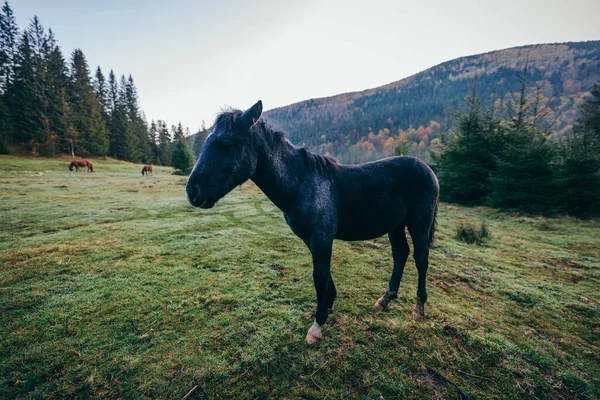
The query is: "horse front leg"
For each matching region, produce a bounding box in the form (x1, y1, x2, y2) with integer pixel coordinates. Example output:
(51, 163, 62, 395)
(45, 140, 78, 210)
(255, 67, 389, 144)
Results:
(306, 235, 333, 344)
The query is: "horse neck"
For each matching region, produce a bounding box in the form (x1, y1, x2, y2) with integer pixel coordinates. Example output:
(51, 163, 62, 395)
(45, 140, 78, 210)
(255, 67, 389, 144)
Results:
(250, 132, 304, 213)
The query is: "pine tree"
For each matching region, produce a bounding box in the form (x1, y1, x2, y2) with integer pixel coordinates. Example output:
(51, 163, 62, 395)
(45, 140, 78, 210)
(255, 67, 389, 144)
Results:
(0, 0, 18, 93)
(157, 120, 172, 166)
(171, 137, 194, 172)
(93, 66, 108, 113)
(119, 74, 150, 162)
(69, 49, 109, 155)
(560, 82, 600, 216)
(9, 31, 41, 152)
(0, 0, 17, 152)
(43, 30, 69, 156)
(489, 69, 558, 213)
(107, 69, 126, 159)
(173, 122, 185, 141)
(148, 119, 159, 163)
(432, 82, 500, 204)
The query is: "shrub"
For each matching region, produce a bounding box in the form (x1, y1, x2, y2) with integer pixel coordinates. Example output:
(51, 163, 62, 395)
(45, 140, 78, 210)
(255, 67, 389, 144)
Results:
(456, 221, 492, 244)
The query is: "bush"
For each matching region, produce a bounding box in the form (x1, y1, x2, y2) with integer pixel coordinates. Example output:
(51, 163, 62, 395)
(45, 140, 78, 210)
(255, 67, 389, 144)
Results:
(456, 221, 492, 244)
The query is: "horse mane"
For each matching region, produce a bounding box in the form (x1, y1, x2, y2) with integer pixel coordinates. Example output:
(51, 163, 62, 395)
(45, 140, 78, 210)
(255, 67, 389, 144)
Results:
(212, 108, 339, 177)
(212, 108, 288, 146)
(298, 147, 339, 177)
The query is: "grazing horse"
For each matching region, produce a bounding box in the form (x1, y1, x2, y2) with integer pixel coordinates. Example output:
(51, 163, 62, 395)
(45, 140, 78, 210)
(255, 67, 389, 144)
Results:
(186, 101, 439, 344)
(142, 165, 153, 176)
(69, 160, 93, 172)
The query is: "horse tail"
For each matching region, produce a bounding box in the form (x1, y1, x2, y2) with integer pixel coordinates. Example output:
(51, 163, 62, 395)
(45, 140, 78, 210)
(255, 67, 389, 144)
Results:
(69, 163, 73, 171)
(429, 199, 438, 246)
(142, 167, 145, 175)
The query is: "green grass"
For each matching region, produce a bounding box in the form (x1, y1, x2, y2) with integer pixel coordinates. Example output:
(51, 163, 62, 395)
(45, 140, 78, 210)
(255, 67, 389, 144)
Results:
(1, 156, 599, 399)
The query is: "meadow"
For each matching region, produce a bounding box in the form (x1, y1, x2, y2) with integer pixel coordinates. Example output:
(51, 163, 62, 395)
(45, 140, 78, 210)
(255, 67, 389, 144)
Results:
(0, 156, 598, 399)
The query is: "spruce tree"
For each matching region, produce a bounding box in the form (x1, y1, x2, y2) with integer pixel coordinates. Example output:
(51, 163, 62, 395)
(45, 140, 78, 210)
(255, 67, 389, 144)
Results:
(0, 0, 18, 93)
(489, 70, 557, 213)
(432, 82, 499, 204)
(93, 66, 108, 112)
(560, 82, 600, 216)
(0, 0, 17, 151)
(171, 137, 194, 172)
(43, 30, 69, 156)
(69, 49, 109, 155)
(10, 31, 41, 151)
(148, 119, 159, 163)
(157, 120, 172, 166)
(107, 69, 126, 159)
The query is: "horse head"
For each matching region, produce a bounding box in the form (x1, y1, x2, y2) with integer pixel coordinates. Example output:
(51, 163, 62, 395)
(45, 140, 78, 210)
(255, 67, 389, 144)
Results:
(186, 100, 263, 209)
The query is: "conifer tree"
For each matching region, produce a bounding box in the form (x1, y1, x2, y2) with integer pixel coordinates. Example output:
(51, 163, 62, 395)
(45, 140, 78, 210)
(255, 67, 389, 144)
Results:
(171, 136, 194, 172)
(560, 82, 600, 216)
(10, 31, 41, 152)
(121, 74, 150, 162)
(173, 122, 185, 142)
(107, 69, 126, 159)
(43, 30, 69, 156)
(93, 66, 108, 112)
(0, 1, 18, 151)
(157, 119, 172, 166)
(432, 82, 499, 204)
(148, 119, 159, 162)
(0, 0, 18, 92)
(489, 69, 557, 213)
(69, 49, 109, 155)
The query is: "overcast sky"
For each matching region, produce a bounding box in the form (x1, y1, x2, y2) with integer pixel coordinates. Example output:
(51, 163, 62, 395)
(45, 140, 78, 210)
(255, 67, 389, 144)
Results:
(10, 0, 600, 132)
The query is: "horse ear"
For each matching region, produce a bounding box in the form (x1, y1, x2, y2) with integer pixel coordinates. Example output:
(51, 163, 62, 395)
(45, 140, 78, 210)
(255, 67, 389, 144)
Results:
(240, 100, 263, 130)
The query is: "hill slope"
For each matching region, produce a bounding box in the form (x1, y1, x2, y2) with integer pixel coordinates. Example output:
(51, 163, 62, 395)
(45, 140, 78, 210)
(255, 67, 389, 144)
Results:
(264, 41, 600, 163)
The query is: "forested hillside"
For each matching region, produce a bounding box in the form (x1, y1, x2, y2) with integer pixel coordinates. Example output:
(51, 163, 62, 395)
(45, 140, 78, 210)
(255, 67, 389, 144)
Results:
(264, 41, 600, 163)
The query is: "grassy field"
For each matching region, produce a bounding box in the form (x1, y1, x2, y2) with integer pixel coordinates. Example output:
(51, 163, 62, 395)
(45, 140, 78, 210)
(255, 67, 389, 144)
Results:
(0, 156, 598, 399)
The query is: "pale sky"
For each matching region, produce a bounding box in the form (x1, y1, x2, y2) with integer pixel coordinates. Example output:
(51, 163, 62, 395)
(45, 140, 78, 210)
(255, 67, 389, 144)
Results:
(10, 0, 600, 133)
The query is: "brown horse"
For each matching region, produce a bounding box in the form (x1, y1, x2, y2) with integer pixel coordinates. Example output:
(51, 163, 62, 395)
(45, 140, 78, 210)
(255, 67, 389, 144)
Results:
(69, 160, 93, 172)
(142, 165, 153, 176)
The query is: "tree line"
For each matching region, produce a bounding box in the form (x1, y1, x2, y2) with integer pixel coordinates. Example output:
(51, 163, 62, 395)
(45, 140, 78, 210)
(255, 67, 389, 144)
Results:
(0, 2, 195, 171)
(432, 67, 600, 217)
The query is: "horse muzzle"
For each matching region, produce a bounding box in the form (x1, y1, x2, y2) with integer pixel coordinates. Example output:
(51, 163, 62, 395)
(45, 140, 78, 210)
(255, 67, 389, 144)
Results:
(186, 182, 217, 209)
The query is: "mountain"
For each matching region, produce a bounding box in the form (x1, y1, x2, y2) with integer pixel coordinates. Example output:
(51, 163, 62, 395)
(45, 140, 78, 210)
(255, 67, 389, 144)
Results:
(263, 41, 600, 163)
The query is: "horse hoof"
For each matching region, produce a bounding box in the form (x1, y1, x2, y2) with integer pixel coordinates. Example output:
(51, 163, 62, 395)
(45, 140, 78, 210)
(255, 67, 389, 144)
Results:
(306, 332, 321, 344)
(306, 322, 322, 344)
(375, 297, 388, 310)
(413, 304, 425, 320)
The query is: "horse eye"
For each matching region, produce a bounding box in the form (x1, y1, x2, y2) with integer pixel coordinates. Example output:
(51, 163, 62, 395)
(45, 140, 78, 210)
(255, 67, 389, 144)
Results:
(219, 140, 233, 148)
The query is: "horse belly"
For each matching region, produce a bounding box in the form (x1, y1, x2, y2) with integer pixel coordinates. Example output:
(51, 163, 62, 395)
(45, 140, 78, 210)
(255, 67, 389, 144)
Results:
(335, 207, 404, 241)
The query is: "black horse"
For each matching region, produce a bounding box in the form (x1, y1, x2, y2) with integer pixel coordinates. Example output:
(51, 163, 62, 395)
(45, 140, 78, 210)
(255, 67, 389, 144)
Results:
(186, 101, 439, 343)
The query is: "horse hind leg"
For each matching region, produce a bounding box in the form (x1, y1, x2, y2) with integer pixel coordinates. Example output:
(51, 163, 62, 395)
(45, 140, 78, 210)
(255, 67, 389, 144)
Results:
(376, 225, 409, 310)
(406, 209, 436, 319)
(326, 273, 337, 310)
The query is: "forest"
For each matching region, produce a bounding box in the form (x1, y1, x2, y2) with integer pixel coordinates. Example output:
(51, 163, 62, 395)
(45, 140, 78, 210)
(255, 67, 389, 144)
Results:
(0, 2, 195, 171)
(433, 71, 600, 217)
